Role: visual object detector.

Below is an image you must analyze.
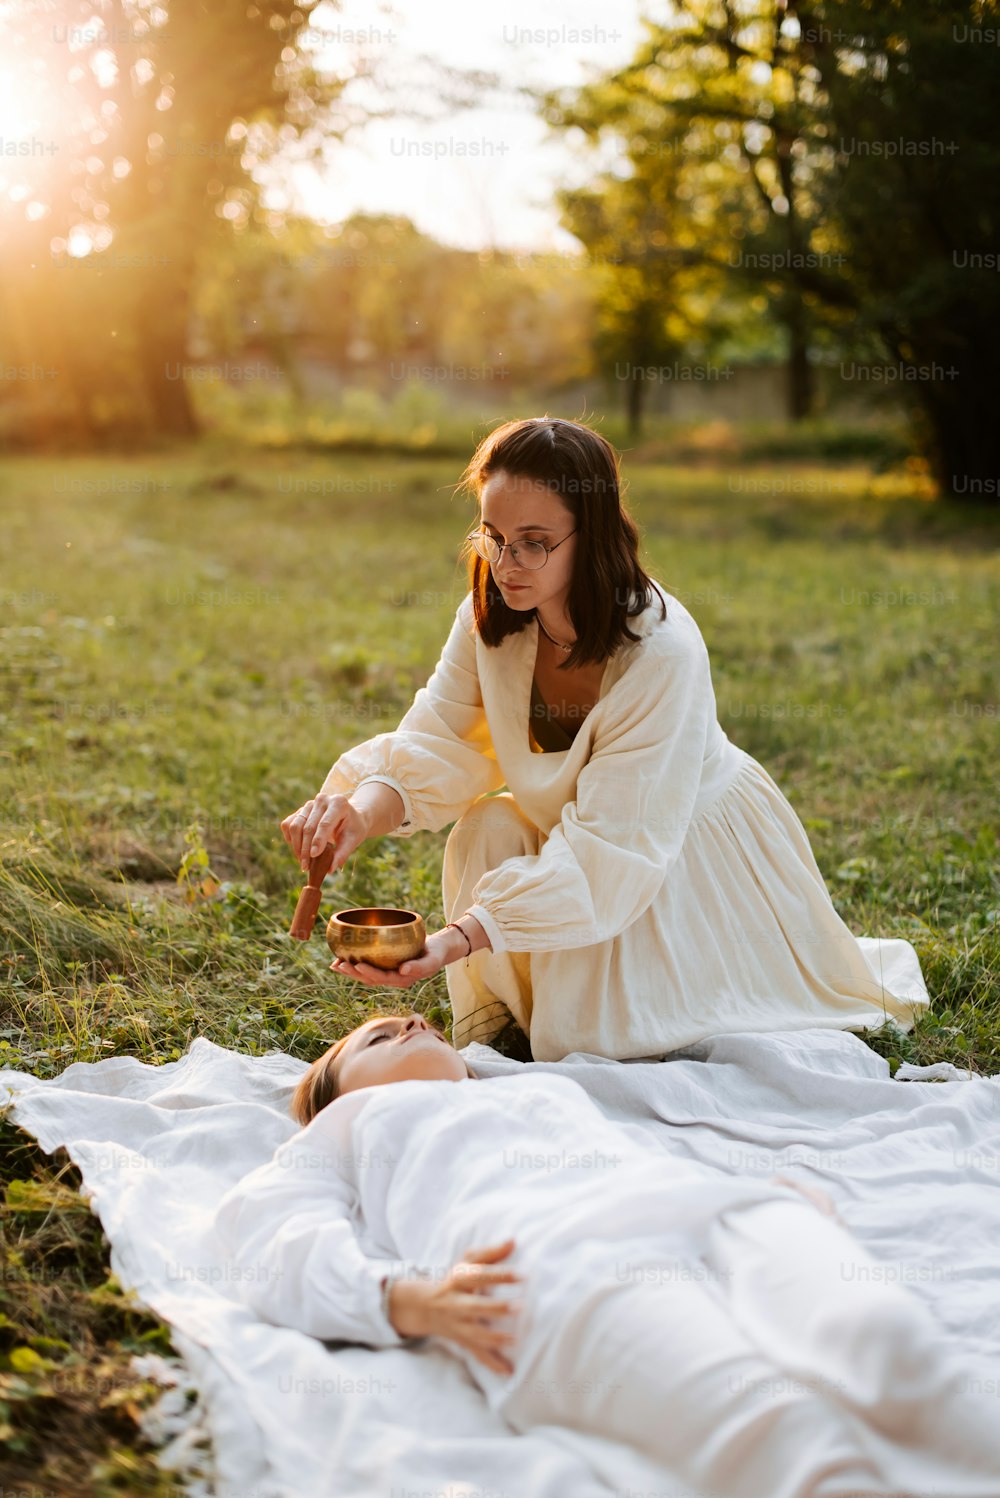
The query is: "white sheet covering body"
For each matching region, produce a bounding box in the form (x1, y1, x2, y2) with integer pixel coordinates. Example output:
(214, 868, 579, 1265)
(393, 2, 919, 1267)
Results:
(319, 585, 930, 1059)
(2, 986, 999, 1498)
(215, 1069, 1000, 1498)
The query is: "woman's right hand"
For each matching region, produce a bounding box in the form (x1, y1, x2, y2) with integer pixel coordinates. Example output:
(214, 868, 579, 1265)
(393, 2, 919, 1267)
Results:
(387, 1238, 524, 1375)
(280, 792, 369, 873)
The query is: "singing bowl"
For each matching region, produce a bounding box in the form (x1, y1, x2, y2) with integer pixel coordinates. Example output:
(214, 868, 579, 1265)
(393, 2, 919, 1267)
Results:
(326, 907, 427, 970)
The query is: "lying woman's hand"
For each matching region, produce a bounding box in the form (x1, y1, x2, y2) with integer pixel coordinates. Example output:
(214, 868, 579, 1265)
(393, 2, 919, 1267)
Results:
(329, 929, 452, 989)
(386, 1238, 523, 1375)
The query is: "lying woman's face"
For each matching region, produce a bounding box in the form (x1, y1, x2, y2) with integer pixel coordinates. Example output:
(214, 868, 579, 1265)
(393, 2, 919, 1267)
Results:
(335, 1013, 472, 1094)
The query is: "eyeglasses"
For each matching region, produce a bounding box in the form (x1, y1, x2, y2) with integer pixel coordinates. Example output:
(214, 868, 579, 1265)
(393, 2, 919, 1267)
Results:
(466, 528, 577, 571)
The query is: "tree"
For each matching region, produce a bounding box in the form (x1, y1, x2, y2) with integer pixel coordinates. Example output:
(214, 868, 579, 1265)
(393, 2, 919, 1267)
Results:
(796, 0, 1000, 491)
(539, 3, 850, 423)
(557, 172, 694, 437)
(536, 0, 1000, 489)
(192, 213, 598, 409)
(0, 0, 359, 441)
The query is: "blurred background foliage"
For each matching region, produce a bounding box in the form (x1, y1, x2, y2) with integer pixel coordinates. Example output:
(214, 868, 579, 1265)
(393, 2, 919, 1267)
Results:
(0, 0, 997, 494)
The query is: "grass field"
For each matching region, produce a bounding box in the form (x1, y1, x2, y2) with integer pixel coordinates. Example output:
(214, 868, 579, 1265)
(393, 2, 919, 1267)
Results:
(1, 441, 998, 1492)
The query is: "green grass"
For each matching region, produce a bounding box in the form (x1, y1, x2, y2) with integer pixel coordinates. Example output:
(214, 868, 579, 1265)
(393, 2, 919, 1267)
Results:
(1, 442, 998, 1490)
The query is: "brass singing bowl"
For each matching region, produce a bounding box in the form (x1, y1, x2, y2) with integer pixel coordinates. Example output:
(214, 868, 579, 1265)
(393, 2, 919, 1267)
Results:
(326, 907, 427, 970)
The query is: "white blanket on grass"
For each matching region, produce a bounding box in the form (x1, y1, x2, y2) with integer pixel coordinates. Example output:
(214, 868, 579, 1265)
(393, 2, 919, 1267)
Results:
(2, 951, 999, 1497)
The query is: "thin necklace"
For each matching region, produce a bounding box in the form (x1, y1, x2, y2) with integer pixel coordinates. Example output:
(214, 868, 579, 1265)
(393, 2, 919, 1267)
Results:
(536, 612, 574, 652)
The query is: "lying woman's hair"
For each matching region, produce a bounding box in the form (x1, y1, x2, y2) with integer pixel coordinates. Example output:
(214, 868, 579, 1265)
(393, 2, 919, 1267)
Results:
(453, 414, 667, 670)
(290, 1010, 442, 1126)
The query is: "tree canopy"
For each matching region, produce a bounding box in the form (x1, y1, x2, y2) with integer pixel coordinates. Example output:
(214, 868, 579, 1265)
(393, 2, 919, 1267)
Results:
(538, 0, 1000, 489)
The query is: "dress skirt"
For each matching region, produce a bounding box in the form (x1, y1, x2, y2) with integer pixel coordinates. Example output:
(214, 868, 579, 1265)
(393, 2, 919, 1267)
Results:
(488, 1194, 1000, 1498)
(442, 750, 927, 1061)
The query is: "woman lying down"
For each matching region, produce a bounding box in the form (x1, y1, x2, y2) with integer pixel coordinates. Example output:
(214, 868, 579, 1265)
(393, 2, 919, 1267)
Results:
(214, 1012, 1000, 1498)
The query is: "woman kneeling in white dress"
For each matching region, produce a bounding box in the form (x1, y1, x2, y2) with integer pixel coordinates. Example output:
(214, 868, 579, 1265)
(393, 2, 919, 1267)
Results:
(281, 416, 927, 1062)
(215, 1011, 1000, 1498)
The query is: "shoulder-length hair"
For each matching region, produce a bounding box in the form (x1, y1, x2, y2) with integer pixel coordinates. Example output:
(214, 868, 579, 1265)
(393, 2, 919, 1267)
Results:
(453, 416, 666, 671)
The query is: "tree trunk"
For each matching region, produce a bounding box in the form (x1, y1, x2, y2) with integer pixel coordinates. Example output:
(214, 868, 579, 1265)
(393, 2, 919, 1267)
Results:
(785, 295, 814, 423)
(917, 375, 999, 504)
(626, 370, 644, 438)
(136, 317, 201, 438)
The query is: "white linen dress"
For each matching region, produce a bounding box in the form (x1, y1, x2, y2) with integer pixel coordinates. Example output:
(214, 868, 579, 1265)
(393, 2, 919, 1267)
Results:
(320, 584, 928, 1060)
(214, 1071, 1000, 1498)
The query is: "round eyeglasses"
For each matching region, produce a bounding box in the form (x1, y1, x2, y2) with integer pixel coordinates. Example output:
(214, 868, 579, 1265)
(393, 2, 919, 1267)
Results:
(466, 528, 577, 571)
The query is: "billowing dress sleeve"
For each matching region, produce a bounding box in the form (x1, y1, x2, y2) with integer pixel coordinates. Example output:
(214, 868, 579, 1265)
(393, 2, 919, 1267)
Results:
(464, 621, 714, 956)
(212, 1102, 426, 1348)
(320, 592, 506, 835)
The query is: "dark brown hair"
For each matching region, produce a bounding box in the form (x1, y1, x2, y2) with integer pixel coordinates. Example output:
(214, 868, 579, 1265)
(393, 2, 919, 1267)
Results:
(453, 415, 666, 671)
(290, 1010, 446, 1127)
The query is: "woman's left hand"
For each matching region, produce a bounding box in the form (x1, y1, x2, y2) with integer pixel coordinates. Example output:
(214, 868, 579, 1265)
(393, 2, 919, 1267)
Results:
(329, 930, 452, 989)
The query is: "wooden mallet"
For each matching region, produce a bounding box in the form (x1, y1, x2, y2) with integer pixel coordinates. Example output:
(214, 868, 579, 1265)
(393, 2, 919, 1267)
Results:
(289, 844, 337, 940)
